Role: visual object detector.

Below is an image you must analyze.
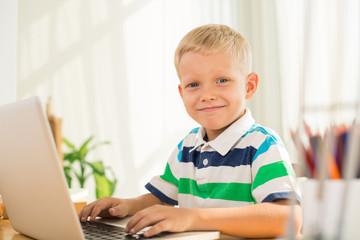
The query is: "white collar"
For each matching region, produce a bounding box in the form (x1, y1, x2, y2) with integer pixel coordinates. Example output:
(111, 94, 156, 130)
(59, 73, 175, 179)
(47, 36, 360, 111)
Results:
(190, 108, 255, 156)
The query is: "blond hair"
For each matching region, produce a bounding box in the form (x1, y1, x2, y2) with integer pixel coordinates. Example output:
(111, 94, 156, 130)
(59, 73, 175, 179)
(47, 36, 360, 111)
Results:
(174, 24, 252, 78)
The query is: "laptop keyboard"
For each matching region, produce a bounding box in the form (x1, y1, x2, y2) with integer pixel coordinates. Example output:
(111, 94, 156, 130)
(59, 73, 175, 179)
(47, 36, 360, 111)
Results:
(81, 221, 160, 239)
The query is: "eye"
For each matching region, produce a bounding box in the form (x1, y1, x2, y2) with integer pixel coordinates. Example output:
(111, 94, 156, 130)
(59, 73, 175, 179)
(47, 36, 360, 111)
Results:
(217, 78, 229, 84)
(187, 82, 199, 88)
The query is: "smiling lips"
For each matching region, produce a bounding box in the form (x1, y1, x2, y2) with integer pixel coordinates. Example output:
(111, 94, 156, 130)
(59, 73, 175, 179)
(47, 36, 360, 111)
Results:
(198, 105, 225, 112)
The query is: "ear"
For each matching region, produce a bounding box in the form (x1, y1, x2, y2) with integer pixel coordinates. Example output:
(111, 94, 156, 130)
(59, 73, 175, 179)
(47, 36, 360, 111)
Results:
(245, 73, 259, 99)
(178, 84, 184, 99)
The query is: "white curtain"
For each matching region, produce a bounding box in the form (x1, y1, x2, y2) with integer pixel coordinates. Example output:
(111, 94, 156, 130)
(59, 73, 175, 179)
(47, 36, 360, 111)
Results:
(238, 0, 360, 164)
(17, 0, 241, 200)
(277, 0, 360, 130)
(17, 0, 360, 200)
(276, 0, 360, 163)
(0, 0, 17, 105)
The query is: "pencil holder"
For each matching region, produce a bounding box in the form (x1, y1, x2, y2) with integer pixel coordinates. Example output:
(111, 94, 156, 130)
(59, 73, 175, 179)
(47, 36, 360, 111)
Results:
(302, 179, 360, 239)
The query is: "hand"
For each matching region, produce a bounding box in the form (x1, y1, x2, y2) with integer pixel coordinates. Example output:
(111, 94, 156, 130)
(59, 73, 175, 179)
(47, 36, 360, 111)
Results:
(79, 197, 129, 222)
(125, 205, 196, 237)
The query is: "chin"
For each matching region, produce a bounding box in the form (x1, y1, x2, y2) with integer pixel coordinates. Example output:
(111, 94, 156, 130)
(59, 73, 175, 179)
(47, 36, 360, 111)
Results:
(203, 123, 228, 132)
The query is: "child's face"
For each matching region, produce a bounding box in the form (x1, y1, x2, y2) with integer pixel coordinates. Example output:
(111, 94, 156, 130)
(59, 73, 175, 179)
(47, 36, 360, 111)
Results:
(178, 51, 257, 141)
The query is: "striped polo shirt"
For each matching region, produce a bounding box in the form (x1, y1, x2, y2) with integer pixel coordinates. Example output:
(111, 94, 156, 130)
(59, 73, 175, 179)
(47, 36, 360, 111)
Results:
(145, 109, 301, 208)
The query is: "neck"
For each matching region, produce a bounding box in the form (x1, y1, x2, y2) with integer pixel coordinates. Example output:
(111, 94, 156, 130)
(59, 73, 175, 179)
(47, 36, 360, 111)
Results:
(204, 108, 247, 141)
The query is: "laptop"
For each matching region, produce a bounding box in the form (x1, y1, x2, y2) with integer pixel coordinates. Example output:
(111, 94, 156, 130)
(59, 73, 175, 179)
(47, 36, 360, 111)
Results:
(0, 97, 220, 240)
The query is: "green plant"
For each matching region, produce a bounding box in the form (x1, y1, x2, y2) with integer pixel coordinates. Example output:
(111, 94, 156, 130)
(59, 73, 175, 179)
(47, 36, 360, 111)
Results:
(62, 136, 117, 199)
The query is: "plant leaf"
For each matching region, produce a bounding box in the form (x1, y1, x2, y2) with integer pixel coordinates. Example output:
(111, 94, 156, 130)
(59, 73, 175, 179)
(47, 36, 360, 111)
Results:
(93, 173, 116, 198)
(63, 138, 76, 151)
(74, 171, 82, 183)
(63, 166, 72, 188)
(85, 161, 105, 175)
(104, 167, 117, 196)
(61, 136, 116, 198)
(63, 152, 80, 164)
(80, 136, 94, 149)
(78, 136, 94, 160)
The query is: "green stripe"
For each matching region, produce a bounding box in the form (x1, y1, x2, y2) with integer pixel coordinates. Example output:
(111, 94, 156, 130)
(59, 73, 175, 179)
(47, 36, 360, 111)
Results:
(178, 178, 254, 202)
(160, 163, 179, 187)
(252, 161, 295, 191)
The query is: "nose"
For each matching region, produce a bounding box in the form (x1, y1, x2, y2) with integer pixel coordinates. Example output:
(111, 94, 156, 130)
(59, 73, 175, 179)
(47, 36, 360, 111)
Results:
(200, 85, 217, 102)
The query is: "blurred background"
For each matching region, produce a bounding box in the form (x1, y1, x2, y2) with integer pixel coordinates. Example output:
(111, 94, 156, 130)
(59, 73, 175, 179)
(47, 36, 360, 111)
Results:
(1, 0, 360, 201)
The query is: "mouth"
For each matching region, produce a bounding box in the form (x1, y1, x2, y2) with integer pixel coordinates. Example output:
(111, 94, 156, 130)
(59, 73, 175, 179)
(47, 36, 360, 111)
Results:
(198, 106, 225, 112)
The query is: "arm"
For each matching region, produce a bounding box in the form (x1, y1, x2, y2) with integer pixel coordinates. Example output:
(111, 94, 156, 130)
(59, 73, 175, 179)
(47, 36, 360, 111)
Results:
(191, 200, 302, 238)
(126, 199, 302, 238)
(79, 193, 165, 222)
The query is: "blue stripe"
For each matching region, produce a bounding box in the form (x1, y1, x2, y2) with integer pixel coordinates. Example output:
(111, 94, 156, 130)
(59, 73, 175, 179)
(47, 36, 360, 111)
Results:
(243, 124, 284, 147)
(243, 124, 286, 164)
(252, 135, 279, 163)
(176, 127, 199, 163)
(180, 146, 257, 168)
(177, 140, 183, 162)
(242, 124, 275, 137)
(177, 151, 182, 162)
(177, 140, 183, 150)
(262, 191, 302, 203)
(145, 183, 178, 205)
(189, 127, 200, 134)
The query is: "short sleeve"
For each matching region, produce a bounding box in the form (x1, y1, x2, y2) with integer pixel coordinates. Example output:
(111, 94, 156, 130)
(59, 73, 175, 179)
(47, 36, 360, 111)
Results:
(251, 134, 302, 204)
(145, 140, 184, 205)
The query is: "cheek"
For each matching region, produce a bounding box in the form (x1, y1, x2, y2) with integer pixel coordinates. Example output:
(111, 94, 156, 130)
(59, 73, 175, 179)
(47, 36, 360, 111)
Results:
(224, 93, 245, 112)
(181, 95, 194, 109)
(182, 92, 197, 103)
(222, 88, 244, 102)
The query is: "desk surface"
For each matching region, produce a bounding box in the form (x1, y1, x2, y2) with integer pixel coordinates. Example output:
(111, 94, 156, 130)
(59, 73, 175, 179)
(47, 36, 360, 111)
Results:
(0, 219, 30, 240)
(0, 219, 293, 240)
(1, 219, 226, 240)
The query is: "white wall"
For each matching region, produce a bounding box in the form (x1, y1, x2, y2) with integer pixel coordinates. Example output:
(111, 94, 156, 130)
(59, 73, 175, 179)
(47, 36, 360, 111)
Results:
(0, 0, 17, 105)
(16, 0, 238, 200)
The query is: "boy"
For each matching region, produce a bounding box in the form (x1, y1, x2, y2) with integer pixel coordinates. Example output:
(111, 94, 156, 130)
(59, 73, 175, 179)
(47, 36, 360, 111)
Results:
(79, 24, 302, 238)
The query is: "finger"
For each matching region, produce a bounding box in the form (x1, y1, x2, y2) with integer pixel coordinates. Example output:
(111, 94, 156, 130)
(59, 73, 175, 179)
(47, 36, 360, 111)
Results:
(125, 210, 152, 234)
(143, 220, 170, 237)
(126, 211, 163, 235)
(79, 206, 85, 220)
(79, 201, 98, 222)
(89, 199, 114, 221)
(125, 212, 143, 233)
(79, 198, 113, 222)
(109, 204, 128, 218)
(125, 204, 160, 231)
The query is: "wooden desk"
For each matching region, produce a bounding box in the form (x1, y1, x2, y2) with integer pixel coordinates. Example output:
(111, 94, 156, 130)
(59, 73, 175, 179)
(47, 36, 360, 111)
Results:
(0, 219, 31, 240)
(2, 219, 226, 240)
(0, 219, 291, 240)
